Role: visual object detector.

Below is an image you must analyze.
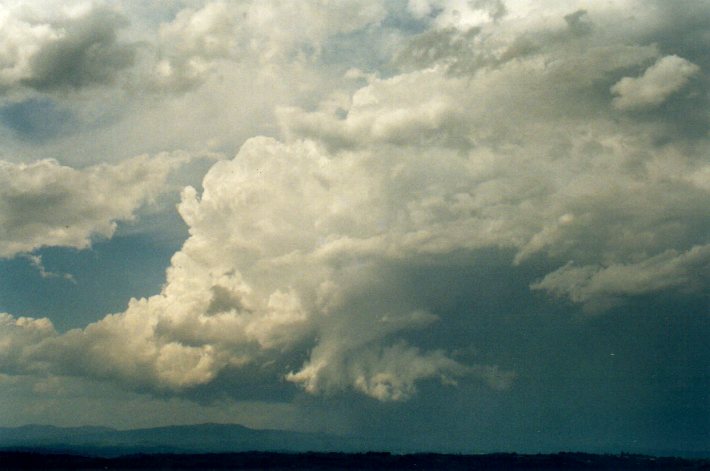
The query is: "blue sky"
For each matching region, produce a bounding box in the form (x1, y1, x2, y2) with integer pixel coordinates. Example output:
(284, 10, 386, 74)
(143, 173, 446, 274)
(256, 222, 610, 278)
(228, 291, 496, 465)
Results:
(0, 220, 185, 331)
(0, 0, 707, 454)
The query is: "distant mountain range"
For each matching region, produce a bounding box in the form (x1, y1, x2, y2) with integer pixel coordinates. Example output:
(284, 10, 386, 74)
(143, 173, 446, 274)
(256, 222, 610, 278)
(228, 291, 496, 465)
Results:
(0, 423, 370, 456)
(2, 424, 708, 461)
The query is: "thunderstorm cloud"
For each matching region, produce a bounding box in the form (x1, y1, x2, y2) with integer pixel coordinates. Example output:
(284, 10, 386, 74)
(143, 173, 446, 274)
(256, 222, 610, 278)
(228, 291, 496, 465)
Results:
(0, 0, 707, 453)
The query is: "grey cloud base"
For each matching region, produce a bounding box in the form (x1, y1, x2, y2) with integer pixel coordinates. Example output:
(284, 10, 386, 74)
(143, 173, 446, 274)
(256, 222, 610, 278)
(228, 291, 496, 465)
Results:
(0, 4, 136, 93)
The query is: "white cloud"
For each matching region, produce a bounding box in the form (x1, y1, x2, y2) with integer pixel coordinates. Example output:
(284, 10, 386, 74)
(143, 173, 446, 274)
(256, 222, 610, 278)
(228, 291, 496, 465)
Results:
(611, 55, 700, 110)
(149, 0, 387, 91)
(0, 313, 56, 373)
(0, 153, 186, 257)
(150, 1, 241, 91)
(407, 0, 507, 29)
(531, 245, 710, 310)
(286, 341, 459, 401)
(279, 68, 469, 149)
(0, 5, 59, 90)
(23, 253, 76, 283)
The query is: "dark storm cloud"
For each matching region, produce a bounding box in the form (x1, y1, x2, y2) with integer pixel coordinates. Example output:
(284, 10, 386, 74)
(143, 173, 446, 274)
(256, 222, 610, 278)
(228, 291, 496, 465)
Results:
(20, 7, 137, 92)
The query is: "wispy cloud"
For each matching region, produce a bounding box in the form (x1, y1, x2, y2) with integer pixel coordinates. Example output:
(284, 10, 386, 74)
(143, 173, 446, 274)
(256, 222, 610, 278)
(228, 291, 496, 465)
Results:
(23, 254, 76, 284)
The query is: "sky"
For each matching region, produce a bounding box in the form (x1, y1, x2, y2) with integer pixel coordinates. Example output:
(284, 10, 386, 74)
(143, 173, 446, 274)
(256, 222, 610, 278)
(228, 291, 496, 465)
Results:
(0, 0, 708, 455)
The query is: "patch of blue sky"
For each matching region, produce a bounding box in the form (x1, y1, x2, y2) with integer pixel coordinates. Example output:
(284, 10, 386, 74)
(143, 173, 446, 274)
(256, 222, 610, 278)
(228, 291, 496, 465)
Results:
(0, 98, 77, 143)
(319, 2, 430, 77)
(320, 29, 400, 78)
(0, 215, 187, 332)
(381, 0, 432, 34)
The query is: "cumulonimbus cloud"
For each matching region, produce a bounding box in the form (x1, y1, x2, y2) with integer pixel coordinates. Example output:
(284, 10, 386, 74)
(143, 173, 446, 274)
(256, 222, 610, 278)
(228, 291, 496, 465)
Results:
(0, 0, 707, 403)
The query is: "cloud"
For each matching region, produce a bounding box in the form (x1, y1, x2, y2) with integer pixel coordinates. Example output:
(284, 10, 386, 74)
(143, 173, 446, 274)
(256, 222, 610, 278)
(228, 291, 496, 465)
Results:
(0, 313, 55, 374)
(0, 137, 508, 399)
(0, 153, 186, 257)
(150, 1, 241, 92)
(20, 6, 136, 92)
(611, 55, 700, 110)
(23, 253, 76, 283)
(150, 0, 387, 91)
(0, 5, 58, 91)
(284, 309, 465, 401)
(0, 1, 707, 406)
(531, 245, 710, 310)
(407, 0, 507, 29)
(0, 4, 136, 93)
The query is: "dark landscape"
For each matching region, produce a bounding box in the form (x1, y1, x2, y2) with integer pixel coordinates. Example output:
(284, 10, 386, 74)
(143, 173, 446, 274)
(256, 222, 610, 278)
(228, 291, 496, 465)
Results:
(2, 450, 709, 470)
